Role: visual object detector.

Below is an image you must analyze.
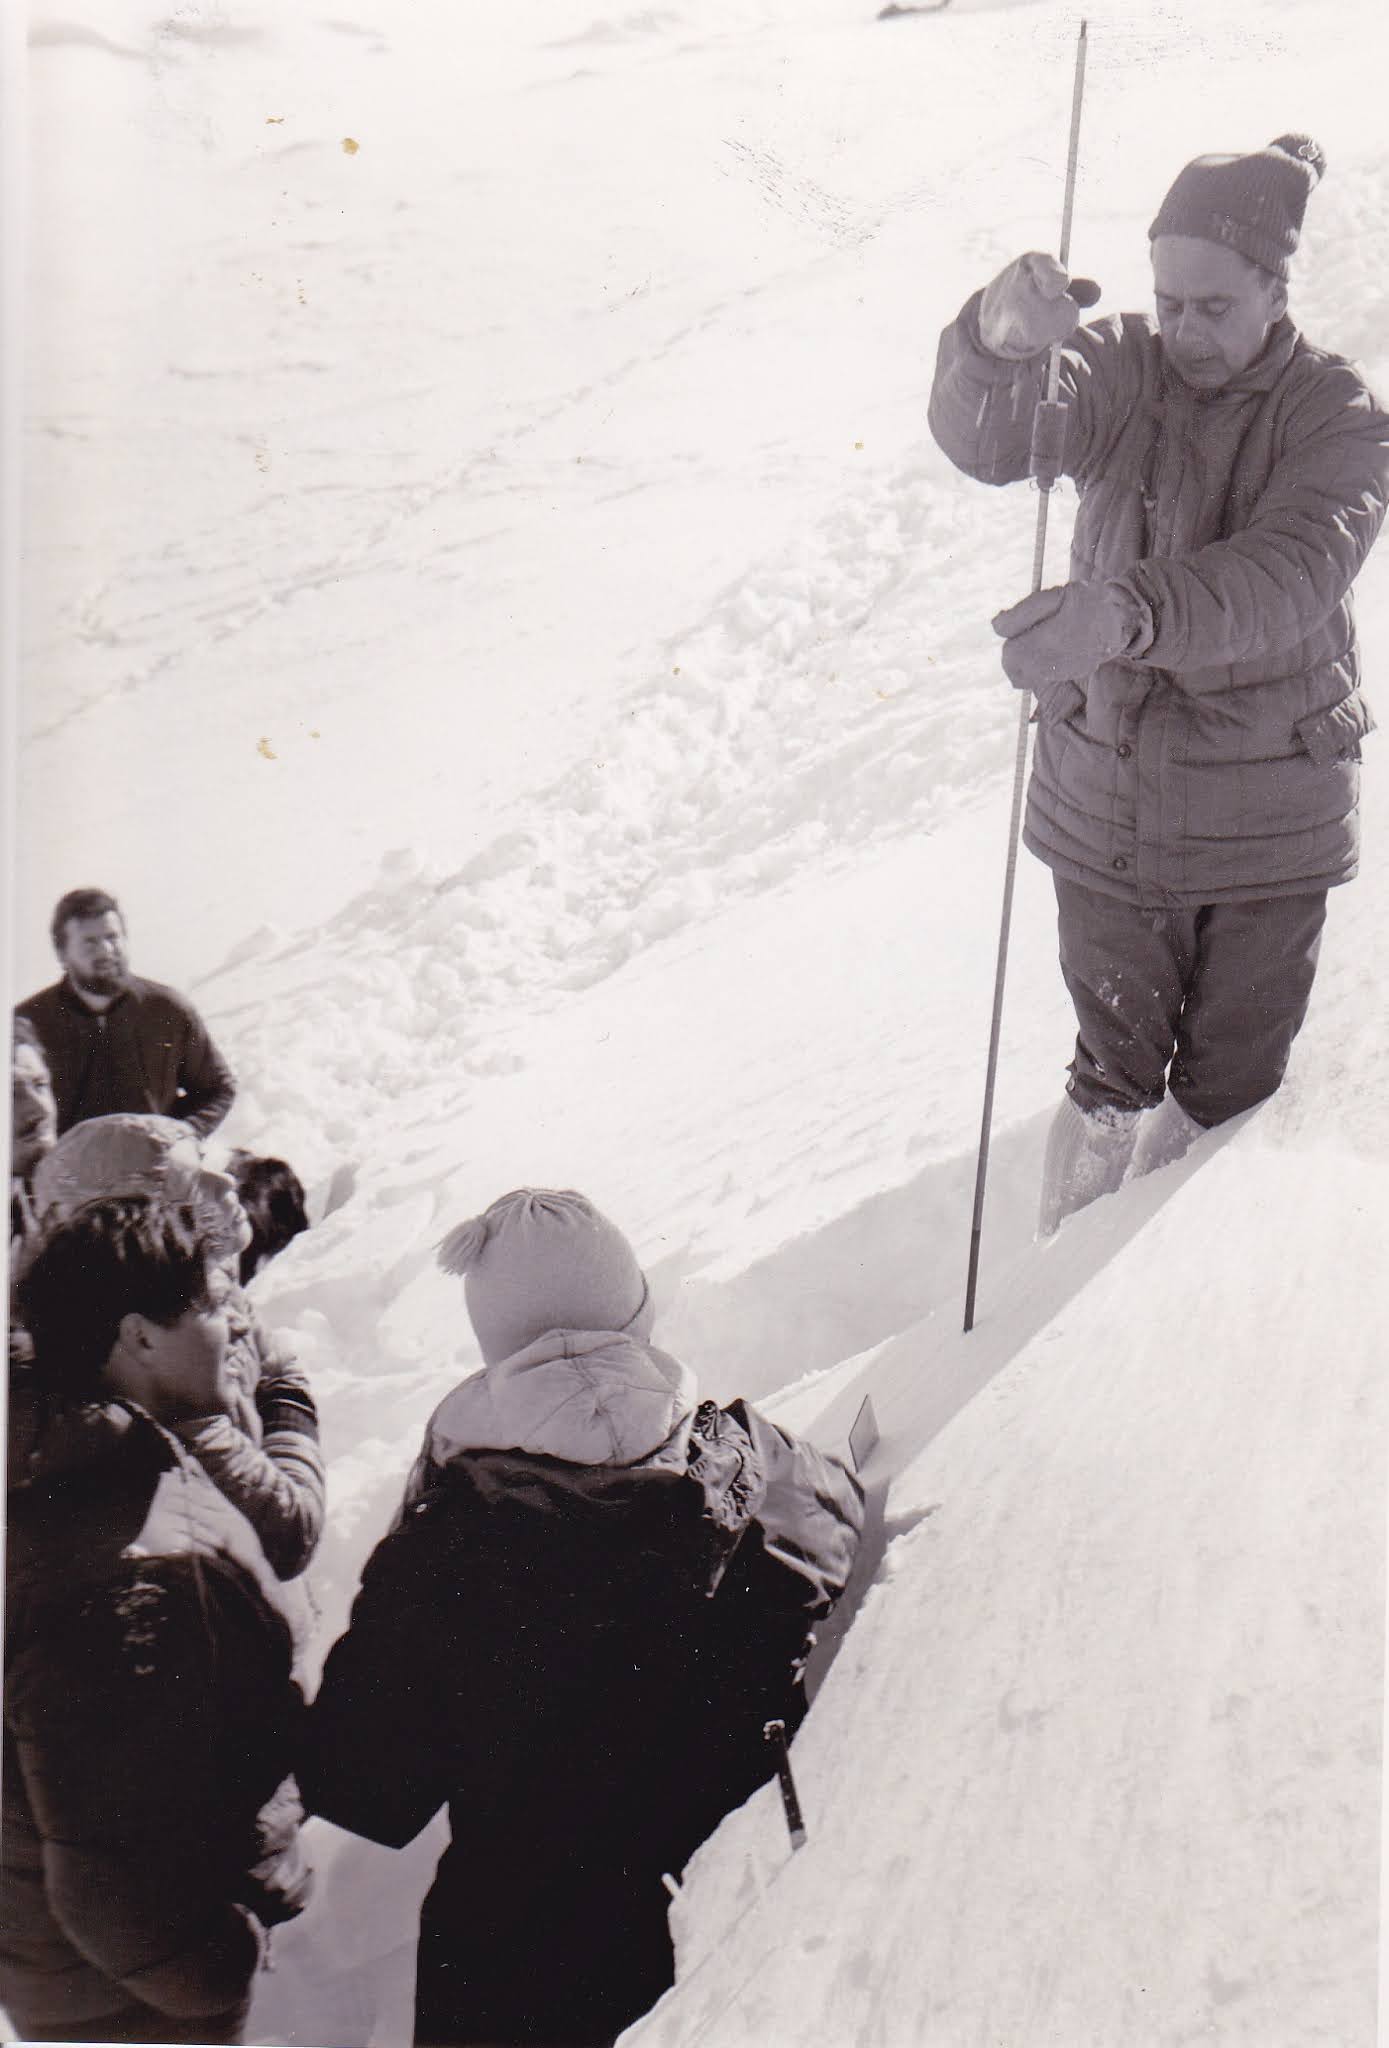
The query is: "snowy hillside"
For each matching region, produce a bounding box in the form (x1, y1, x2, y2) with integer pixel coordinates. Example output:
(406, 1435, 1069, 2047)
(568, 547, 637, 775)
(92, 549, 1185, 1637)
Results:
(13, 0, 1389, 2043)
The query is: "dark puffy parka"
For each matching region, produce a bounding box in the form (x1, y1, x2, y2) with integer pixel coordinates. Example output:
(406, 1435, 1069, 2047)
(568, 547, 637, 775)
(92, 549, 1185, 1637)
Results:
(301, 1349, 864, 2048)
(929, 293, 1389, 907)
(1, 1402, 311, 2043)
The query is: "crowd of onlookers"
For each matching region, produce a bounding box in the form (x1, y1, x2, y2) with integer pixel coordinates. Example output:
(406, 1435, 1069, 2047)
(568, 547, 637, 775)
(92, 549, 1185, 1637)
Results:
(4, 889, 865, 2047)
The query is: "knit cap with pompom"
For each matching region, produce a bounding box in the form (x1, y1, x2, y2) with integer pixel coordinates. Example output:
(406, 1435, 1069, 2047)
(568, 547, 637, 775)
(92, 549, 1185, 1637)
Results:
(437, 1187, 653, 1366)
(1148, 133, 1326, 280)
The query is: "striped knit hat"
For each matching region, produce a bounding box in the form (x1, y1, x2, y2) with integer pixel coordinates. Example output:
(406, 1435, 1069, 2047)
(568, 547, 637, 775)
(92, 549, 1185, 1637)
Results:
(1148, 134, 1326, 280)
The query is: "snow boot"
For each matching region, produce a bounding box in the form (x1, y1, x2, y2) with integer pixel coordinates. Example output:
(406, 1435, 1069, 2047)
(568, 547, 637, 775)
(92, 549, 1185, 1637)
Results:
(1128, 1090, 1206, 1181)
(1037, 1093, 1141, 1238)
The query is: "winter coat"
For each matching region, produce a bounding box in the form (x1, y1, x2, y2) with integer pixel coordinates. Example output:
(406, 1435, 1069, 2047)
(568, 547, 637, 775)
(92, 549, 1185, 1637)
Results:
(14, 1114, 324, 1582)
(301, 1328, 865, 2048)
(15, 977, 236, 1140)
(928, 293, 1389, 906)
(1, 1400, 311, 2042)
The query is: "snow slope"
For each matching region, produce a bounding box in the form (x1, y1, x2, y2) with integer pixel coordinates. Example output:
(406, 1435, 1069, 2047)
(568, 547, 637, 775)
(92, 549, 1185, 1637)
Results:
(11, 0, 1389, 2043)
(636, 1132, 1387, 2048)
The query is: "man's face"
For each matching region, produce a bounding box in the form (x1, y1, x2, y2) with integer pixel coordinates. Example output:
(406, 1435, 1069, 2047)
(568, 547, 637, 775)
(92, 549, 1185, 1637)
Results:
(57, 911, 130, 998)
(11, 1043, 58, 1178)
(1151, 235, 1287, 391)
(132, 1263, 235, 1424)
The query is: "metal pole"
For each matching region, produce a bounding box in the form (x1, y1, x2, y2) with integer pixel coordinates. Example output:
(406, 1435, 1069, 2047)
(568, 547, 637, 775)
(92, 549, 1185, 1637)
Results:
(963, 20, 1089, 1334)
(763, 1719, 808, 1851)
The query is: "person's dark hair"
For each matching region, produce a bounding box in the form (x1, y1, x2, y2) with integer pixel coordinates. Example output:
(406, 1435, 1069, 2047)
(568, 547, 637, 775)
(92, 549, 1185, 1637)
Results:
(50, 887, 122, 952)
(228, 1151, 310, 1285)
(17, 1195, 211, 1404)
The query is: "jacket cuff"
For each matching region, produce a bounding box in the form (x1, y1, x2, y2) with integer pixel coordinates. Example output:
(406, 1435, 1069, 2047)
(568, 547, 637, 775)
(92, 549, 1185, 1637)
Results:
(1106, 578, 1156, 659)
(256, 1377, 320, 1440)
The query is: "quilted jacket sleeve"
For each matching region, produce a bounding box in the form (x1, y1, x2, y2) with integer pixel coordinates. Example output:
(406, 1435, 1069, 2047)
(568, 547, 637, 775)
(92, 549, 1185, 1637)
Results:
(5, 1567, 267, 2020)
(1117, 362, 1389, 684)
(927, 289, 1137, 489)
(726, 1400, 866, 1617)
(175, 1402, 324, 1581)
(174, 1325, 325, 1581)
(299, 1507, 461, 1849)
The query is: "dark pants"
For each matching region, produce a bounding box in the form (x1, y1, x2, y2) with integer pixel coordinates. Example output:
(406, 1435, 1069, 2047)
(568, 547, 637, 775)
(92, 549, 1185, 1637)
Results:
(1054, 877, 1329, 1128)
(413, 1847, 675, 2048)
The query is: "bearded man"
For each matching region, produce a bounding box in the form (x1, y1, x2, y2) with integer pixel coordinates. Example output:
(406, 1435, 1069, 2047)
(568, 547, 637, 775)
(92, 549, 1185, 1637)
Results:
(15, 889, 235, 1141)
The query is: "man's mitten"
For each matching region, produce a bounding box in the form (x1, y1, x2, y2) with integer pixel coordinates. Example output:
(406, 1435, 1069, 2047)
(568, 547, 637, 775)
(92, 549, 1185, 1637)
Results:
(992, 580, 1145, 691)
(978, 253, 1101, 361)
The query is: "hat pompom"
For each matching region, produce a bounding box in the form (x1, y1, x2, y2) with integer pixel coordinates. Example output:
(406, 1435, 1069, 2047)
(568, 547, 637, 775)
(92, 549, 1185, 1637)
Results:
(441, 1187, 651, 1366)
(1269, 133, 1326, 183)
(437, 1215, 490, 1276)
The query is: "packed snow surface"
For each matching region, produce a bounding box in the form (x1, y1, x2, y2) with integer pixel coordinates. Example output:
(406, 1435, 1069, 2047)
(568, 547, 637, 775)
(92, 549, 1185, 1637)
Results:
(12, 0, 1389, 2042)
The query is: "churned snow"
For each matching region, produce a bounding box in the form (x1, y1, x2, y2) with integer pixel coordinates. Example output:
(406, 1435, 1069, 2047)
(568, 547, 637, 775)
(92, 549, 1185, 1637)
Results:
(10, 0, 1389, 2043)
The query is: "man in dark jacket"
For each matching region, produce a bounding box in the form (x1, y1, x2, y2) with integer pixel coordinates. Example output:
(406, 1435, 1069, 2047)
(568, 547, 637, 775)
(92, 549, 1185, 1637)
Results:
(1, 1195, 312, 2043)
(928, 135, 1389, 1231)
(301, 1188, 865, 2048)
(16, 888, 235, 1141)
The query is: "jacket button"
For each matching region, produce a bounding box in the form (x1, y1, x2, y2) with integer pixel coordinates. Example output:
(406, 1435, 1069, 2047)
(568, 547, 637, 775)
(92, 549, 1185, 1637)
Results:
(1112, 856, 1128, 871)
(1117, 742, 1132, 759)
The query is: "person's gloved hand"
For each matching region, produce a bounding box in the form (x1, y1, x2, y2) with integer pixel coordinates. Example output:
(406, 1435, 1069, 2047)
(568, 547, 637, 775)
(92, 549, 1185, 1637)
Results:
(978, 253, 1101, 361)
(992, 581, 1144, 690)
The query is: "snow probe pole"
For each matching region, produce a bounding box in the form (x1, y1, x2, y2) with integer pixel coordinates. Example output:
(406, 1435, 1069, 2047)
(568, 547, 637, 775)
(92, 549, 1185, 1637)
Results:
(763, 1719, 808, 1851)
(962, 20, 1089, 1335)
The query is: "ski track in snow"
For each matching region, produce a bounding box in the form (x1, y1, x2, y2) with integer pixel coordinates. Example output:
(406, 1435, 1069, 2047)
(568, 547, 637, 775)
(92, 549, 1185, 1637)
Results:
(201, 454, 1019, 1102)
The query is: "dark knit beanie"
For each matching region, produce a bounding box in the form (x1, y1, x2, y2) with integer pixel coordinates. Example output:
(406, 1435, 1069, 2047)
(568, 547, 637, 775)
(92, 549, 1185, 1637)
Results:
(1148, 134, 1326, 279)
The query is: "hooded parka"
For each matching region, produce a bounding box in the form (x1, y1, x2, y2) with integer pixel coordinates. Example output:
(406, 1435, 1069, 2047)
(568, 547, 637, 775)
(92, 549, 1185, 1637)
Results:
(928, 293, 1389, 906)
(301, 1328, 865, 2048)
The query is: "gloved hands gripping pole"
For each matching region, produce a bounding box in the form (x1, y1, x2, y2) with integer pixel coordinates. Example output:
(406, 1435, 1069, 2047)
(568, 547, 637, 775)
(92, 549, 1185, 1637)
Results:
(963, 20, 1091, 1335)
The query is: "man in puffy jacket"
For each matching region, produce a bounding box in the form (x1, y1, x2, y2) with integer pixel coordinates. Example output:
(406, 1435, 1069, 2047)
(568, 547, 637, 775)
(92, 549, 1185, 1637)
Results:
(16, 888, 235, 1141)
(928, 134, 1389, 1232)
(301, 1187, 865, 2048)
(1, 1195, 312, 2043)
(15, 1113, 325, 1583)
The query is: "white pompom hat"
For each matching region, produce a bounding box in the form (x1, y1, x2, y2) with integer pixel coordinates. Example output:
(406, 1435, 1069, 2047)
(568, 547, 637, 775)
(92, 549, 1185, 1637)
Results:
(438, 1187, 654, 1366)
